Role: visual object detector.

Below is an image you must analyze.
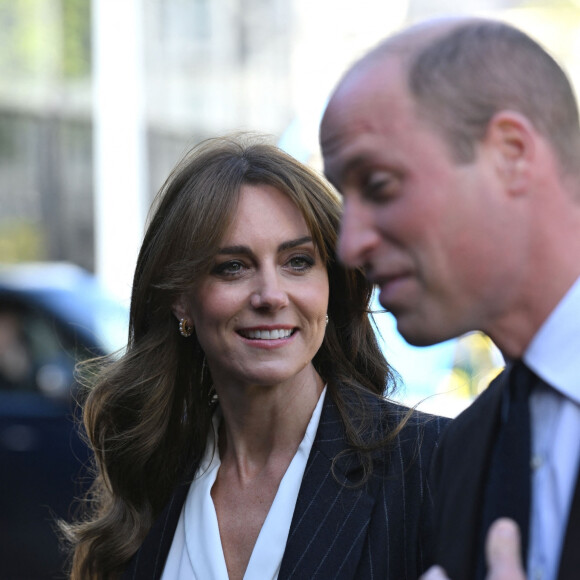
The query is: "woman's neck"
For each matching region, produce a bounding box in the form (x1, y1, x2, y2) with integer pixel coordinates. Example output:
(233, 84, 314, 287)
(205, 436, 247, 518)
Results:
(214, 365, 325, 480)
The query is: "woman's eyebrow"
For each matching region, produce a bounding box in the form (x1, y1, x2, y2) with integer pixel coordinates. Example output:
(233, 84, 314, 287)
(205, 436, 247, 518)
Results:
(278, 236, 313, 252)
(218, 236, 314, 255)
(217, 245, 252, 256)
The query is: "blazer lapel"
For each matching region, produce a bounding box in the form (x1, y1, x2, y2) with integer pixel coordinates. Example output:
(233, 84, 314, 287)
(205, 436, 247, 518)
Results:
(279, 395, 380, 580)
(434, 370, 507, 579)
(122, 465, 197, 580)
(124, 395, 381, 580)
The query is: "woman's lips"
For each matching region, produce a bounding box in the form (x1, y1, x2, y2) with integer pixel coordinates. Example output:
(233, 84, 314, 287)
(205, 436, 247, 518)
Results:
(237, 327, 295, 340)
(236, 327, 298, 349)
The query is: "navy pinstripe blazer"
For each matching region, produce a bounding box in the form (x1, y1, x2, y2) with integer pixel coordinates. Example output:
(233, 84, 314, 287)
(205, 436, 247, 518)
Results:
(122, 391, 448, 580)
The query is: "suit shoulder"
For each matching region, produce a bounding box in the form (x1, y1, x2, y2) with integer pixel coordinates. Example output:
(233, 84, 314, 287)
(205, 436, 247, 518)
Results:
(439, 370, 505, 443)
(373, 399, 451, 465)
(382, 400, 450, 439)
(430, 370, 506, 488)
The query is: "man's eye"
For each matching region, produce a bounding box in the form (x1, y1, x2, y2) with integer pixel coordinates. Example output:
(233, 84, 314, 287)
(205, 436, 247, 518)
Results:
(363, 174, 398, 202)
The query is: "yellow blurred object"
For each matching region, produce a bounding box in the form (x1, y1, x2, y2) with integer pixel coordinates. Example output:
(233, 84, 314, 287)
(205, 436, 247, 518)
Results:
(439, 332, 505, 400)
(0, 221, 44, 262)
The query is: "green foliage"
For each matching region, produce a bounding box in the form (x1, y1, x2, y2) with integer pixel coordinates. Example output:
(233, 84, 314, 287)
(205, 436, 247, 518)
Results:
(62, 0, 91, 78)
(0, 220, 45, 262)
(0, 0, 90, 81)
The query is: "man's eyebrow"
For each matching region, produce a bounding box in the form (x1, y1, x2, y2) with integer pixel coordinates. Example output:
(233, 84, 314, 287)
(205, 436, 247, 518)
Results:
(325, 154, 369, 188)
(217, 236, 314, 255)
(341, 155, 371, 177)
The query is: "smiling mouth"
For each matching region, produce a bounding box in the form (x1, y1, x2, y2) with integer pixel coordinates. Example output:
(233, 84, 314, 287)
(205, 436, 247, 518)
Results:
(238, 328, 295, 340)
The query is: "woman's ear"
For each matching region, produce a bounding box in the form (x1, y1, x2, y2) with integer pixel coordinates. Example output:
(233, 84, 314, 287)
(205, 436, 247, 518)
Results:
(483, 110, 536, 195)
(171, 295, 190, 322)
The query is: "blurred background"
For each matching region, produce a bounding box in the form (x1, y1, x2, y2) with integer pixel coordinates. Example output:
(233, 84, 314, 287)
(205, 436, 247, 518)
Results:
(0, 0, 578, 576)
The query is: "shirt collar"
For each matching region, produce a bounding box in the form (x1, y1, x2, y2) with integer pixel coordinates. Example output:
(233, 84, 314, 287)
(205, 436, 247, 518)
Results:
(524, 275, 580, 404)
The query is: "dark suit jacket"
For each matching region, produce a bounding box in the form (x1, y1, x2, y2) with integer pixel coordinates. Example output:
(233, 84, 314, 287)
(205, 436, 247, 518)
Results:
(430, 369, 580, 580)
(122, 391, 448, 579)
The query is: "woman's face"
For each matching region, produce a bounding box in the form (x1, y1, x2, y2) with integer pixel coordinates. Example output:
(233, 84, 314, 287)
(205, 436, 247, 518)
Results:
(174, 183, 329, 389)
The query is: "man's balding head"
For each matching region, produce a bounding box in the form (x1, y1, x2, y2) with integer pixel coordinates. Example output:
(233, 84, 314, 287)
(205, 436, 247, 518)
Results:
(324, 18, 580, 173)
(320, 17, 580, 351)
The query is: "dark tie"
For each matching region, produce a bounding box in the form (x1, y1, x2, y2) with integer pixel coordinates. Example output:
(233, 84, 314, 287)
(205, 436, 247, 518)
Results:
(476, 361, 533, 579)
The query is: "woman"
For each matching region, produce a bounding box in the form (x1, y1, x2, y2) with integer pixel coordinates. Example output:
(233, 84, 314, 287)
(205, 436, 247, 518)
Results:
(64, 135, 448, 579)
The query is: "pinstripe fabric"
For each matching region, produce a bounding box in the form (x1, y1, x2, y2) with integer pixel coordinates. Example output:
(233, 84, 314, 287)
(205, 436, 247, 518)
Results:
(123, 390, 448, 580)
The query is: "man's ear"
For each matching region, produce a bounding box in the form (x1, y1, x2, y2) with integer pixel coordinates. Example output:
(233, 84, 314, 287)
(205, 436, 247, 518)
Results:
(483, 110, 536, 195)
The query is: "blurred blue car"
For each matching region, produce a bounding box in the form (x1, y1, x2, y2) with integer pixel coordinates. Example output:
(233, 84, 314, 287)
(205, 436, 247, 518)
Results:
(0, 262, 128, 579)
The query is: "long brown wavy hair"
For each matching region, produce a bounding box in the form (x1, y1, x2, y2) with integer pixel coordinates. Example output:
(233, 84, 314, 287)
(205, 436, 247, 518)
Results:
(62, 135, 402, 579)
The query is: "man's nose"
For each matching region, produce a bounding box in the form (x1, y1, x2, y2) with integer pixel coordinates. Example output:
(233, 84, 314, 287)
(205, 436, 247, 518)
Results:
(337, 197, 380, 267)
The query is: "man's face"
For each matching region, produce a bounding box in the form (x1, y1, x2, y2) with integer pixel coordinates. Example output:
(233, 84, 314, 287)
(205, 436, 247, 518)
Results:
(321, 58, 520, 346)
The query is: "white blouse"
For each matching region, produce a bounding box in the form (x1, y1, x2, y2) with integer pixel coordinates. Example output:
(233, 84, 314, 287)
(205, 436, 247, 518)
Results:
(161, 387, 327, 580)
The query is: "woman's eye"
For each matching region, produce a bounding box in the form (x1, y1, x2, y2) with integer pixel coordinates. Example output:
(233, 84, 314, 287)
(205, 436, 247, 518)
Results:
(213, 260, 245, 276)
(288, 255, 314, 271)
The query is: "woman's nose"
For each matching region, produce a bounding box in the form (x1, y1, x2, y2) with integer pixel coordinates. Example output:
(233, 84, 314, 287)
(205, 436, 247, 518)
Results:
(250, 269, 289, 310)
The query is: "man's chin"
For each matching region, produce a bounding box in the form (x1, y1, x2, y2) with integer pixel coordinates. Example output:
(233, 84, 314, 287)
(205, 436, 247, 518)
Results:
(395, 315, 452, 348)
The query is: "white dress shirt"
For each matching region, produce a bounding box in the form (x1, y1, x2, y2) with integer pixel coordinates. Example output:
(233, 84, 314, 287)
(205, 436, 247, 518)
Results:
(161, 387, 327, 580)
(524, 276, 580, 580)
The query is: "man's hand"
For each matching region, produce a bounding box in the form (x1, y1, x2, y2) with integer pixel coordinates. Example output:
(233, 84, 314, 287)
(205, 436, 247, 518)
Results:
(419, 565, 450, 580)
(419, 518, 526, 580)
(485, 518, 526, 580)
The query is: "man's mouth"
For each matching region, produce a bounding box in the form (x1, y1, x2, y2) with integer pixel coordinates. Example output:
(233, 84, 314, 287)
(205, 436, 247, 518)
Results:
(369, 269, 411, 288)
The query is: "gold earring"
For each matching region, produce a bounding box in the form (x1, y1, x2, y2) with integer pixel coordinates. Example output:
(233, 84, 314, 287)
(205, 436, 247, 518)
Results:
(179, 318, 193, 337)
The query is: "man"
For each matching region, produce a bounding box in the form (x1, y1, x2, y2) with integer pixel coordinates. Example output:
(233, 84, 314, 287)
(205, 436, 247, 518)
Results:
(320, 17, 580, 580)
(423, 519, 526, 580)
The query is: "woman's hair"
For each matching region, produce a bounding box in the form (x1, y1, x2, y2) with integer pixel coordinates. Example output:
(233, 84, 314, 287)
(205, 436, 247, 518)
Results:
(63, 134, 400, 579)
